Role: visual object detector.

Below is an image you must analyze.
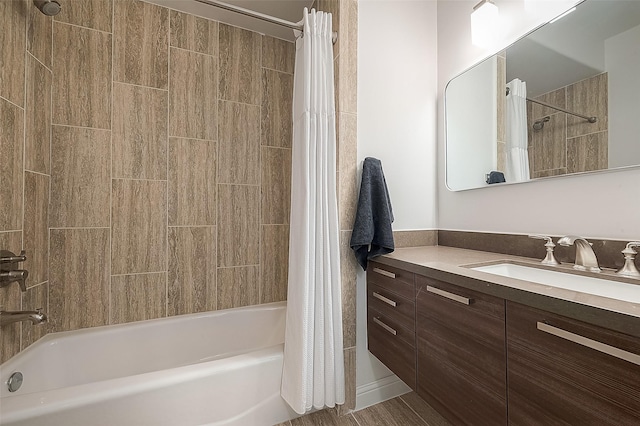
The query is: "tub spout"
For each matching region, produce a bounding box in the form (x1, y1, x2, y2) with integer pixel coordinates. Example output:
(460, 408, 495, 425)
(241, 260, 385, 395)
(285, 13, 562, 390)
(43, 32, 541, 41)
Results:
(557, 235, 601, 273)
(0, 308, 48, 327)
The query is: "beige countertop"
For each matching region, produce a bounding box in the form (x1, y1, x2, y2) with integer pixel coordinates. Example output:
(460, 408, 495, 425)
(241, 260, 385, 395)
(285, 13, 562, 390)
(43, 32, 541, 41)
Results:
(374, 246, 640, 337)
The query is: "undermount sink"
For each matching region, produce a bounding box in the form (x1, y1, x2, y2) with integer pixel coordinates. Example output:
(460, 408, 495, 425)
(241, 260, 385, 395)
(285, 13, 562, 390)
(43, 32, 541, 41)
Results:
(471, 263, 640, 304)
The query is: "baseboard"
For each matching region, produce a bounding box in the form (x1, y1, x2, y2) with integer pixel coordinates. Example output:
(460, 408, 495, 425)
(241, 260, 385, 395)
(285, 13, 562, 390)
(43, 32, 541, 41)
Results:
(354, 375, 412, 411)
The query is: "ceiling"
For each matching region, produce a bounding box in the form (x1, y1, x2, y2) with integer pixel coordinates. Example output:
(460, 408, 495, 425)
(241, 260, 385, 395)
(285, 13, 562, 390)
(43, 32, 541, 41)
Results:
(146, 0, 314, 41)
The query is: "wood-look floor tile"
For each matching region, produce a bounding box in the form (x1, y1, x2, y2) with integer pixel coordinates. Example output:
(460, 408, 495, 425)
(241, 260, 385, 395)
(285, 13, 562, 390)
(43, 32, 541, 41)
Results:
(27, 3, 52, 69)
(566, 72, 608, 138)
(168, 226, 216, 316)
(114, 0, 168, 89)
(262, 69, 293, 149)
(217, 185, 260, 267)
(169, 47, 217, 140)
(260, 225, 289, 304)
(25, 54, 52, 174)
(54, 0, 112, 32)
(21, 282, 49, 348)
(0, 231, 22, 364)
(217, 266, 259, 310)
(49, 228, 110, 332)
(353, 397, 428, 425)
(50, 126, 111, 227)
(0, 99, 23, 231)
(24, 172, 49, 288)
(219, 24, 261, 105)
(338, 113, 357, 231)
(340, 231, 357, 349)
(52, 22, 112, 129)
(399, 392, 453, 426)
(218, 101, 260, 185)
(111, 180, 167, 274)
(261, 147, 291, 224)
(113, 83, 168, 179)
(168, 138, 216, 226)
(262, 36, 294, 74)
(290, 408, 358, 426)
(567, 131, 608, 174)
(170, 10, 217, 56)
(0, 0, 27, 107)
(111, 273, 166, 324)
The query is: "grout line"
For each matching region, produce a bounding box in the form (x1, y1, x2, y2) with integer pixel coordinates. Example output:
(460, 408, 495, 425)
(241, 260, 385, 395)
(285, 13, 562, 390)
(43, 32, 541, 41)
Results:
(217, 98, 262, 109)
(217, 264, 261, 270)
(111, 177, 168, 183)
(261, 65, 294, 76)
(26, 50, 52, 74)
(23, 169, 50, 178)
(53, 20, 112, 35)
(51, 123, 111, 132)
(398, 395, 431, 426)
(111, 271, 167, 278)
(167, 224, 216, 229)
(350, 412, 362, 426)
(167, 135, 217, 143)
(169, 44, 217, 58)
(49, 226, 111, 230)
(216, 182, 261, 188)
(166, 26, 170, 319)
(0, 95, 25, 110)
(108, 0, 115, 326)
(112, 80, 169, 92)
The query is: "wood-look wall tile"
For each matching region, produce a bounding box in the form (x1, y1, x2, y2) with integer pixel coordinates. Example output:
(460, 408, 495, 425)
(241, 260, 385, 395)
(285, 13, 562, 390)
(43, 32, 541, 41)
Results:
(532, 87, 566, 119)
(24, 172, 49, 287)
(54, 0, 112, 32)
(111, 273, 166, 324)
(0, 231, 23, 364)
(496, 55, 506, 144)
(168, 226, 216, 316)
(49, 228, 110, 332)
(170, 10, 217, 56)
(0, 99, 23, 231)
(52, 22, 111, 129)
(532, 167, 567, 179)
(353, 397, 430, 425)
(339, 112, 357, 231)
(262, 69, 293, 148)
(25, 55, 52, 174)
(260, 225, 289, 304)
(0, 0, 27, 107)
(340, 231, 357, 348)
(261, 147, 291, 224)
(337, 0, 357, 114)
(262, 36, 294, 74)
(567, 72, 608, 138)
(27, 4, 52, 69)
(217, 266, 259, 310)
(168, 138, 216, 226)
(21, 282, 48, 348)
(111, 180, 167, 274)
(169, 48, 217, 140)
(217, 185, 260, 267)
(218, 24, 261, 105)
(114, 0, 168, 89)
(567, 132, 608, 174)
(218, 101, 260, 185)
(341, 346, 357, 412)
(532, 113, 566, 173)
(50, 126, 111, 227)
(113, 83, 168, 179)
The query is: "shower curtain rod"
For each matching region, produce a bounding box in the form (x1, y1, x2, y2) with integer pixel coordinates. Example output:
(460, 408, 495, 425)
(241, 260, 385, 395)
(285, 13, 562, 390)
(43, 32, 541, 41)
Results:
(193, 0, 338, 44)
(506, 87, 597, 123)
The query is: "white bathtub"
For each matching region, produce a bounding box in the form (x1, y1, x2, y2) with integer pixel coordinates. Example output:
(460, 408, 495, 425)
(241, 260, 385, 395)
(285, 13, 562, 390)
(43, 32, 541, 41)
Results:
(0, 302, 298, 426)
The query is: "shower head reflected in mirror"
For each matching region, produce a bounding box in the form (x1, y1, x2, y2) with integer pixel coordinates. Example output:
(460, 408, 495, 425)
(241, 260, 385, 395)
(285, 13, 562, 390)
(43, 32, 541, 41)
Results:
(533, 116, 550, 131)
(34, 0, 61, 16)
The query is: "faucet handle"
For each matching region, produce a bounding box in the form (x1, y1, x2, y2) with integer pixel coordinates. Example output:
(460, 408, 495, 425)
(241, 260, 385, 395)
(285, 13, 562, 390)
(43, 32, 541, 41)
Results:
(0, 250, 27, 264)
(617, 242, 640, 278)
(528, 235, 560, 265)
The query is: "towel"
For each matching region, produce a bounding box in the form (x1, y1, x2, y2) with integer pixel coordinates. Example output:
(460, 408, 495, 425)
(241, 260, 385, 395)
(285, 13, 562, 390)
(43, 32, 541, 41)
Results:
(350, 157, 394, 270)
(486, 171, 506, 184)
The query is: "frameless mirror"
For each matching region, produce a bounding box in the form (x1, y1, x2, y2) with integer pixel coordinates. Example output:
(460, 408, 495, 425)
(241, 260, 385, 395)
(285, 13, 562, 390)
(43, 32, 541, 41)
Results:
(445, 0, 640, 191)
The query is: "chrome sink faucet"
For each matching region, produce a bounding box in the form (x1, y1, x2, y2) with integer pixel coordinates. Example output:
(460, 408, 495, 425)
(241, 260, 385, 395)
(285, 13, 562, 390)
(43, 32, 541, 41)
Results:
(557, 236, 601, 273)
(0, 308, 48, 327)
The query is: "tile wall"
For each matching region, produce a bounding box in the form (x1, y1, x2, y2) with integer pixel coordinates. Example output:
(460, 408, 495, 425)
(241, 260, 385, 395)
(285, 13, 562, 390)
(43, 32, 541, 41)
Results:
(0, 0, 295, 363)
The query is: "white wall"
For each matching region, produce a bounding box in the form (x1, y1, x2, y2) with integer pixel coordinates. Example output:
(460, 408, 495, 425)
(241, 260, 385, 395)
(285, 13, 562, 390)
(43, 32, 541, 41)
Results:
(356, 0, 438, 404)
(437, 0, 640, 241)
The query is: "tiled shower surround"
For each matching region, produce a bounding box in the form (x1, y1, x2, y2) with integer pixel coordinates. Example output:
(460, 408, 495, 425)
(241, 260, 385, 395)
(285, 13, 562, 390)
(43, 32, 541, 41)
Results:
(0, 3, 360, 414)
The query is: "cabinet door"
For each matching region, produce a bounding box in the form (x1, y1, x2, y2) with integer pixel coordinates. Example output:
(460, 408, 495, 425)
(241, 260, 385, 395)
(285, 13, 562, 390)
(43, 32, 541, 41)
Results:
(416, 276, 507, 426)
(507, 301, 640, 425)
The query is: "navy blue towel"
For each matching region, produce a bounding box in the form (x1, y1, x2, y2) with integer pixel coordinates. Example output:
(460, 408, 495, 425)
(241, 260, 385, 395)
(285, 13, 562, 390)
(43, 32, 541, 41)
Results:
(350, 157, 394, 270)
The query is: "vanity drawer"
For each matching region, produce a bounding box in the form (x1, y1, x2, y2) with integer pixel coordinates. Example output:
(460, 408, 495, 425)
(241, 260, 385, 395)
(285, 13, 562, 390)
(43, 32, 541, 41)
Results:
(367, 261, 415, 300)
(368, 308, 416, 389)
(368, 283, 415, 333)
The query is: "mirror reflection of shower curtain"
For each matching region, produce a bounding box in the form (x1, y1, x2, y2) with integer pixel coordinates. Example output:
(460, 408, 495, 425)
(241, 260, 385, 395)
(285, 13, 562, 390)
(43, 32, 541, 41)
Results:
(505, 78, 530, 182)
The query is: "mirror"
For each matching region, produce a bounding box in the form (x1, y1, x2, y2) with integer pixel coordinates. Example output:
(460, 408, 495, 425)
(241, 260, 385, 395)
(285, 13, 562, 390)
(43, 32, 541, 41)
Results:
(445, 0, 640, 191)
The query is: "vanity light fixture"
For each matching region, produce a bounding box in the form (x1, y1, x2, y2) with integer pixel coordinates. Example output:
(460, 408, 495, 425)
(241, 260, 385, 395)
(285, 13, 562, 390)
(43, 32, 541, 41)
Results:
(471, 0, 499, 48)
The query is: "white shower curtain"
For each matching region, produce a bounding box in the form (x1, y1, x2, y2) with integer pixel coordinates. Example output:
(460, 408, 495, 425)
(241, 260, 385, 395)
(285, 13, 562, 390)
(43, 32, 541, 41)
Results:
(505, 78, 530, 182)
(280, 8, 345, 415)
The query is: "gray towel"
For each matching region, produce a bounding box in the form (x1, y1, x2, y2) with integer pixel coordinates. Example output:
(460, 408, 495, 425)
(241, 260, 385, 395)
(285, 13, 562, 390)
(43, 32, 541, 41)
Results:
(350, 157, 394, 270)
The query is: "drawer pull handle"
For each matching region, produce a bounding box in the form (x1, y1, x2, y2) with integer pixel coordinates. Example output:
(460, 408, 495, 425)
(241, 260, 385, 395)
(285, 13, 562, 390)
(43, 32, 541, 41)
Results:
(373, 268, 396, 279)
(426, 285, 472, 305)
(372, 292, 397, 307)
(537, 322, 640, 366)
(373, 317, 397, 335)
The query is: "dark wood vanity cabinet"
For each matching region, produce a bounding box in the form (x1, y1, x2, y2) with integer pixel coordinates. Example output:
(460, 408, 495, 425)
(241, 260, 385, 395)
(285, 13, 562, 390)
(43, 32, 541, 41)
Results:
(415, 276, 507, 426)
(506, 301, 640, 425)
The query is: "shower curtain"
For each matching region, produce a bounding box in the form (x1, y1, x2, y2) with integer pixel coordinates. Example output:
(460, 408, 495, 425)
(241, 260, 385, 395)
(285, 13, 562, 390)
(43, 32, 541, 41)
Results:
(281, 8, 345, 415)
(505, 78, 530, 182)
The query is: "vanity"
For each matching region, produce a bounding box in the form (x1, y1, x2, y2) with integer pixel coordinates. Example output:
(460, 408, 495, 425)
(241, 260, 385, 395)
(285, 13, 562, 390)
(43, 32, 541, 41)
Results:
(366, 246, 640, 425)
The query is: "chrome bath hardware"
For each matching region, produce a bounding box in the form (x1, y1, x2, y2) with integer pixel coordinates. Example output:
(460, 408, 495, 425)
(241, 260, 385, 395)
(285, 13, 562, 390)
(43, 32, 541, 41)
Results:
(0, 308, 48, 327)
(557, 236, 601, 273)
(7, 372, 23, 392)
(0, 250, 28, 292)
(529, 235, 560, 265)
(616, 242, 640, 278)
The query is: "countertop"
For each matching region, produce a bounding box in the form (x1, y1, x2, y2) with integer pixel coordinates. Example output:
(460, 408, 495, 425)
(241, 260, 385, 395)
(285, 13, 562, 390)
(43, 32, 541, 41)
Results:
(374, 246, 640, 338)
